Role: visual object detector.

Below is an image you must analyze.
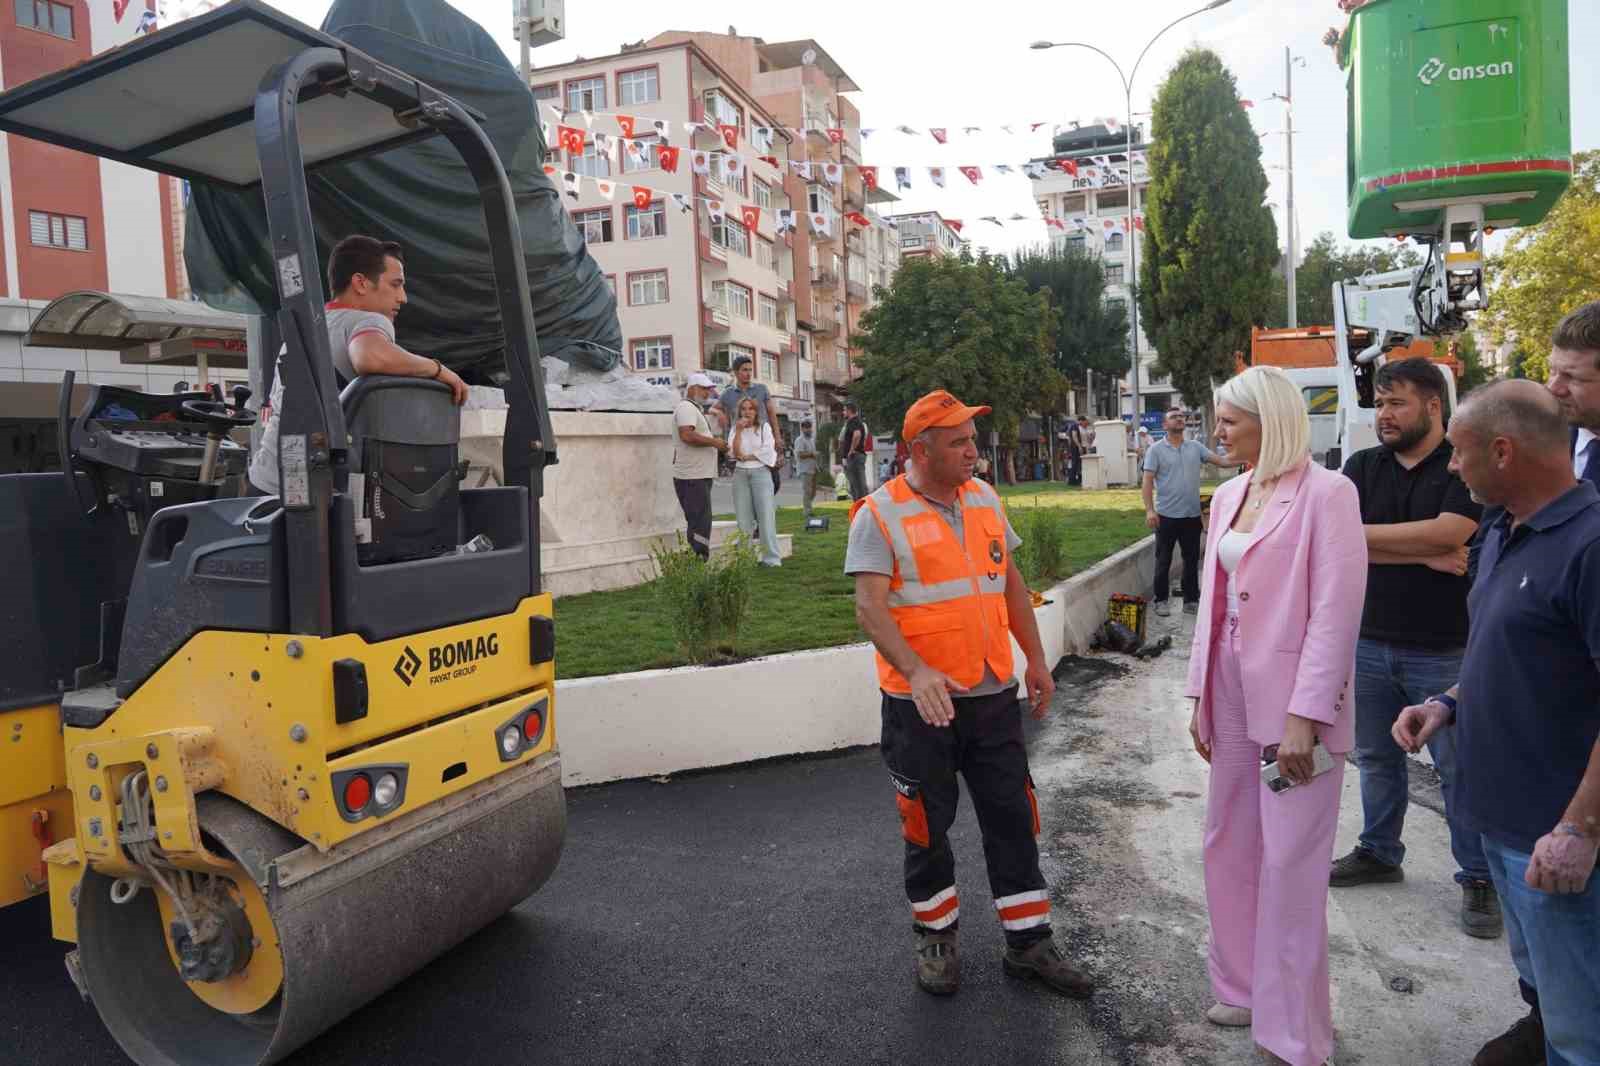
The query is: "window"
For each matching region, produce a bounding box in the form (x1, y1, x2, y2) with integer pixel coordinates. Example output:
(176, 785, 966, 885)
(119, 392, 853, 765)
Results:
(565, 76, 607, 112)
(1105, 232, 1125, 251)
(571, 140, 610, 178)
(806, 184, 835, 217)
(617, 67, 659, 106)
(604, 274, 617, 297)
(759, 294, 779, 329)
(28, 210, 87, 251)
(532, 83, 559, 103)
(754, 179, 772, 209)
(848, 258, 866, 286)
(572, 208, 612, 245)
(1037, 199, 1051, 218)
(902, 235, 926, 249)
(1105, 297, 1126, 315)
(1303, 386, 1339, 415)
(713, 281, 752, 319)
(625, 200, 665, 240)
(1098, 189, 1129, 210)
(631, 337, 673, 371)
(1062, 193, 1086, 212)
(628, 270, 668, 306)
(16, 0, 72, 38)
(711, 216, 749, 257)
(1104, 263, 1125, 285)
(1063, 235, 1085, 254)
(704, 90, 741, 130)
(799, 335, 810, 361)
(835, 348, 848, 371)
(760, 351, 779, 382)
(708, 342, 754, 373)
(755, 237, 774, 271)
(621, 134, 661, 173)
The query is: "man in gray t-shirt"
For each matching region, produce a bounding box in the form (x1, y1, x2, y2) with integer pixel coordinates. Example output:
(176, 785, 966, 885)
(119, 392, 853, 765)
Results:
(1140, 408, 1234, 615)
(248, 236, 466, 495)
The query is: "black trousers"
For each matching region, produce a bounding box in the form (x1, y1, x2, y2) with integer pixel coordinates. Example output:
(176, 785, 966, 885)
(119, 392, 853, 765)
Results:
(880, 687, 1051, 948)
(1066, 448, 1082, 486)
(673, 477, 712, 559)
(845, 453, 869, 500)
(1153, 514, 1202, 604)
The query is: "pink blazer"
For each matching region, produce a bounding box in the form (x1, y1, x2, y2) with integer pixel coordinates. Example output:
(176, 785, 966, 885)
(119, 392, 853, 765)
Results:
(1184, 460, 1367, 753)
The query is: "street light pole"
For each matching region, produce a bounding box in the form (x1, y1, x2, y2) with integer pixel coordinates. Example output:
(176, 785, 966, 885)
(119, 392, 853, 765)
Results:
(1031, 0, 1231, 429)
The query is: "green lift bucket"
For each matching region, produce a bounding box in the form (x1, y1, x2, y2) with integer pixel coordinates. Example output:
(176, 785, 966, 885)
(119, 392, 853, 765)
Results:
(1343, 0, 1571, 240)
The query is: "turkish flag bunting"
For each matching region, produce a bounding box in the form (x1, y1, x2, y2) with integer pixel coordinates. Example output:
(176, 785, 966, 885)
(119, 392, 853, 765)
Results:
(959, 166, 982, 185)
(542, 164, 557, 177)
(719, 124, 740, 150)
(1238, 99, 1254, 109)
(632, 186, 653, 210)
(859, 165, 878, 190)
(556, 125, 586, 154)
(740, 204, 761, 232)
(929, 128, 947, 144)
(758, 155, 779, 168)
(113, 0, 130, 20)
(827, 128, 844, 144)
(845, 211, 871, 227)
(616, 114, 636, 138)
(946, 219, 964, 233)
(1063, 159, 1079, 176)
(658, 145, 681, 173)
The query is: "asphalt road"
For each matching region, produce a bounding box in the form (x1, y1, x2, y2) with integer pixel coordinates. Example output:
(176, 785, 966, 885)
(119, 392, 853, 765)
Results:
(2, 620, 1522, 1065)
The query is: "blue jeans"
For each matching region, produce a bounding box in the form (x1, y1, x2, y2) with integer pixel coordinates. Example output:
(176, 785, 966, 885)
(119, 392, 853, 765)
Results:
(1482, 835, 1600, 1066)
(1352, 639, 1488, 882)
(732, 465, 782, 566)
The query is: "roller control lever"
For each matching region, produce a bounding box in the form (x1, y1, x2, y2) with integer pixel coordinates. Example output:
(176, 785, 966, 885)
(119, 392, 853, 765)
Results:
(181, 386, 256, 484)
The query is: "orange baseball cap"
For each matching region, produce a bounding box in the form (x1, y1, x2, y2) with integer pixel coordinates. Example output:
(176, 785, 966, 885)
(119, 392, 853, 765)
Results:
(901, 389, 991, 442)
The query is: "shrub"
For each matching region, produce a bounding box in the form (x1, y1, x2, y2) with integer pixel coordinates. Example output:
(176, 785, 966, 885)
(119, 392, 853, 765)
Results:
(649, 533, 759, 663)
(1014, 501, 1071, 588)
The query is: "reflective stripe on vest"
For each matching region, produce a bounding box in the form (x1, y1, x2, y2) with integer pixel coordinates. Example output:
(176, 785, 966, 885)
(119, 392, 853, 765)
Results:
(859, 475, 1015, 694)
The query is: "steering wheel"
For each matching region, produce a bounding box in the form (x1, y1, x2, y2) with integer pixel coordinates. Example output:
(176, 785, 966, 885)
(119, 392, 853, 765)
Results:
(180, 399, 256, 434)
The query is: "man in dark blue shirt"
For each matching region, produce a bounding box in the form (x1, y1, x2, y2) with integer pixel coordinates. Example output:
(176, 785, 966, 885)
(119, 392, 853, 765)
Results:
(1394, 380, 1600, 1066)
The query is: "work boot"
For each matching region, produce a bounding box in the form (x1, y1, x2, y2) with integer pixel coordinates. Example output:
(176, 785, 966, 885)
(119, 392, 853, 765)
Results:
(914, 929, 959, 996)
(1002, 937, 1093, 999)
(1460, 879, 1504, 939)
(1329, 846, 1404, 887)
(1183, 601, 1200, 615)
(1154, 600, 1172, 618)
(1472, 1009, 1545, 1066)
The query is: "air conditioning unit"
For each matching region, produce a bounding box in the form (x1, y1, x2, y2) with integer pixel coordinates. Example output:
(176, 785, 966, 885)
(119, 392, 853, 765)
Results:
(513, 0, 565, 46)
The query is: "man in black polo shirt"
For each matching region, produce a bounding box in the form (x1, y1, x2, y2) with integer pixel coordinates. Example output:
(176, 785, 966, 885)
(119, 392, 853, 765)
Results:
(1394, 380, 1600, 1066)
(1331, 359, 1498, 936)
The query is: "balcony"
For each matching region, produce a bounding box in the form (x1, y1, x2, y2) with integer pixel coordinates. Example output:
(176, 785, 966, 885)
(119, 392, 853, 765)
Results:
(699, 235, 727, 266)
(695, 173, 725, 201)
(808, 313, 838, 338)
(780, 331, 799, 356)
(776, 277, 795, 302)
(810, 268, 839, 288)
(846, 279, 869, 304)
(840, 139, 860, 164)
(703, 297, 730, 331)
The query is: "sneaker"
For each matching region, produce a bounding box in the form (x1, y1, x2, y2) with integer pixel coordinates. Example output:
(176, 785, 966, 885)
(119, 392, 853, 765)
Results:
(1182, 601, 1200, 615)
(1001, 937, 1093, 999)
(1472, 1009, 1545, 1066)
(1206, 1002, 1252, 1027)
(914, 929, 959, 996)
(1154, 600, 1172, 618)
(1460, 879, 1504, 939)
(1329, 846, 1405, 887)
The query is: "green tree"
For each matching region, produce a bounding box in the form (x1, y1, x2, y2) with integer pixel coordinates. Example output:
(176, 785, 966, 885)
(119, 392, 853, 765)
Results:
(852, 252, 1056, 481)
(1006, 243, 1131, 387)
(1139, 49, 1279, 405)
(1265, 232, 1423, 328)
(1430, 332, 1493, 398)
(1484, 150, 1600, 382)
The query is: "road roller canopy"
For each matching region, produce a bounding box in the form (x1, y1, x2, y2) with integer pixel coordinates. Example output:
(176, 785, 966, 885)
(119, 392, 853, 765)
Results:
(0, 0, 479, 190)
(25, 291, 248, 352)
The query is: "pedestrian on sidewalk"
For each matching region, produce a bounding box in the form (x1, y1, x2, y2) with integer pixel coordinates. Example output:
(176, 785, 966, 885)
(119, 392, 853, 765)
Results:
(729, 396, 782, 567)
(794, 420, 820, 521)
(1184, 366, 1367, 1066)
(672, 373, 728, 558)
(841, 401, 869, 500)
(1143, 407, 1236, 618)
(847, 389, 1092, 1001)
(1329, 359, 1498, 936)
(1394, 380, 1600, 1066)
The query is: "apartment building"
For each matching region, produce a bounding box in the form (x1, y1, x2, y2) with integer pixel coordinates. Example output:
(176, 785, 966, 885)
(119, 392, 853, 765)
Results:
(890, 211, 968, 260)
(1029, 123, 1178, 418)
(1, 1, 194, 468)
(644, 31, 899, 423)
(533, 40, 816, 426)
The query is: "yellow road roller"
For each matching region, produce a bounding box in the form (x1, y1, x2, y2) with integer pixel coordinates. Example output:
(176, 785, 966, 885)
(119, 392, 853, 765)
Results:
(0, 3, 565, 1062)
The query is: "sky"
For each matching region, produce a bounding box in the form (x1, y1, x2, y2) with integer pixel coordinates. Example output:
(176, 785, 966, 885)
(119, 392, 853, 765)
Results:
(262, 0, 1599, 265)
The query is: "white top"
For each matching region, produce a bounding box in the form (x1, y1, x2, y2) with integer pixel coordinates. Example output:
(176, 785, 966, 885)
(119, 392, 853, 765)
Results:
(672, 399, 718, 480)
(729, 422, 777, 469)
(1217, 527, 1250, 613)
(1575, 427, 1597, 480)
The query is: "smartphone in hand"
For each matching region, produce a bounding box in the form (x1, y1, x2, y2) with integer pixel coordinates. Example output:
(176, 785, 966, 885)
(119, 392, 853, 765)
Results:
(1260, 745, 1336, 794)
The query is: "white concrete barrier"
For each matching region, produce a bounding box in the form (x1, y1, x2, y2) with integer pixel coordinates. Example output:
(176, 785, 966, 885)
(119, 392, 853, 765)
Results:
(555, 535, 1157, 787)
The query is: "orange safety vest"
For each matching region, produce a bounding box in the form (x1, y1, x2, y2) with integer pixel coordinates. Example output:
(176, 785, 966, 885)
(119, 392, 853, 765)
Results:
(853, 475, 1014, 696)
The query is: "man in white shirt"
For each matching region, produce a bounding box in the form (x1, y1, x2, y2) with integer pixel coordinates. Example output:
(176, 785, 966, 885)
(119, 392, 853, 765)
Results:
(673, 373, 728, 558)
(1546, 301, 1600, 489)
(249, 236, 467, 495)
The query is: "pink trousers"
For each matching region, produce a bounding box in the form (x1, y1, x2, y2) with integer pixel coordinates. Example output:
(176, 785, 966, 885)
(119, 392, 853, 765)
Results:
(1203, 615, 1344, 1066)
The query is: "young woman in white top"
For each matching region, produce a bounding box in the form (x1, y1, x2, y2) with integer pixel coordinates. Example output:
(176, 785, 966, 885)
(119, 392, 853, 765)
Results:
(728, 396, 783, 567)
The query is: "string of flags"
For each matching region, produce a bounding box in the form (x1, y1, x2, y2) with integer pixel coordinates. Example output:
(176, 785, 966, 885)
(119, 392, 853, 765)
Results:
(540, 163, 1145, 239)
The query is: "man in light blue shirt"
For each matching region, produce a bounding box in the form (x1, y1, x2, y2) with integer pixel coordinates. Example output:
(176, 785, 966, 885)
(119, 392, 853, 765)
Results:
(1142, 408, 1234, 616)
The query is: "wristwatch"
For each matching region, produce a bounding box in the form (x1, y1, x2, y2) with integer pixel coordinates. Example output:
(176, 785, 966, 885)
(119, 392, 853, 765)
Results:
(1426, 692, 1458, 724)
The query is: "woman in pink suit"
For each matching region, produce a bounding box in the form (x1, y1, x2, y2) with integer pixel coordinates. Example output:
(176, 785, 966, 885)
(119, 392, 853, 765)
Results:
(1184, 366, 1367, 1066)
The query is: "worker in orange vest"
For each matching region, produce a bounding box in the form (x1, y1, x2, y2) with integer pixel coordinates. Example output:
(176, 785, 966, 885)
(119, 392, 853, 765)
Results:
(845, 389, 1093, 999)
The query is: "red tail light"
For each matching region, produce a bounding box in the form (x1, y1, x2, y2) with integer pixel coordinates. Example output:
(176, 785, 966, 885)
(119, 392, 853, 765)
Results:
(342, 773, 372, 813)
(522, 712, 543, 741)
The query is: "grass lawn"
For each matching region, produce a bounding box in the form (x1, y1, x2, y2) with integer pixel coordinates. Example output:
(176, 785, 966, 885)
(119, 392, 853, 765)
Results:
(553, 483, 1151, 681)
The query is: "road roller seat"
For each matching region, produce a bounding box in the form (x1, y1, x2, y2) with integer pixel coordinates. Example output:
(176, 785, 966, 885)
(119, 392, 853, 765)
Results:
(340, 374, 461, 567)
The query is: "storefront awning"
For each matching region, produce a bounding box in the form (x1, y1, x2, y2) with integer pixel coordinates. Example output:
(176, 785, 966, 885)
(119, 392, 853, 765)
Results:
(25, 291, 248, 352)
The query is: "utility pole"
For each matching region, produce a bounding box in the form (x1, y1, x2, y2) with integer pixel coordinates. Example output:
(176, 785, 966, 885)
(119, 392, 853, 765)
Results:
(1282, 46, 1299, 328)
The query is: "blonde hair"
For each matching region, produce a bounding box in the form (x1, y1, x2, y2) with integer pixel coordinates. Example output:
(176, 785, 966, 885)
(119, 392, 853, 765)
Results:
(1214, 365, 1310, 482)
